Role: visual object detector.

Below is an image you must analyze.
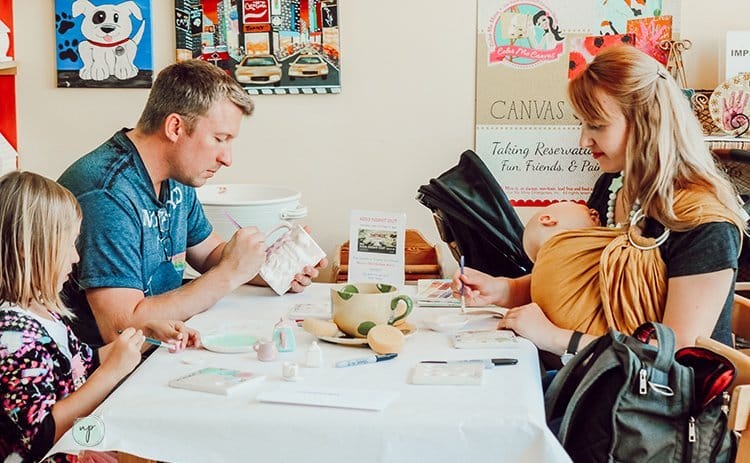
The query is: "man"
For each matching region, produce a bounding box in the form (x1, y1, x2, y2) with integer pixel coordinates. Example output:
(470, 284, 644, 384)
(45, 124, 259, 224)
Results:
(60, 59, 326, 346)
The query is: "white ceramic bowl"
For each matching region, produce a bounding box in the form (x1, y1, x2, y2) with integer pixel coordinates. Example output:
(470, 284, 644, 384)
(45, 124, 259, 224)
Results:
(197, 184, 308, 242)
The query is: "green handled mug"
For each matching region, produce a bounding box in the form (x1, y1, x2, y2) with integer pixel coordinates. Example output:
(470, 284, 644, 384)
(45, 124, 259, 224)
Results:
(331, 283, 414, 338)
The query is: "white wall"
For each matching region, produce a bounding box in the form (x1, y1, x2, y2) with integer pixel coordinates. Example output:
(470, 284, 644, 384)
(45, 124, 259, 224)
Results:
(11, 1, 748, 280)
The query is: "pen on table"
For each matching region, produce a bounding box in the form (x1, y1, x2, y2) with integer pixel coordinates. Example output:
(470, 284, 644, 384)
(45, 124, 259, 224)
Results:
(421, 358, 518, 369)
(460, 255, 466, 312)
(117, 330, 174, 349)
(335, 353, 398, 368)
(224, 211, 243, 230)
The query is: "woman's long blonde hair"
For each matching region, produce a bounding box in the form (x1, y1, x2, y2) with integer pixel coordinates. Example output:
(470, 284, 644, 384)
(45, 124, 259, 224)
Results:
(0, 171, 81, 315)
(568, 45, 746, 232)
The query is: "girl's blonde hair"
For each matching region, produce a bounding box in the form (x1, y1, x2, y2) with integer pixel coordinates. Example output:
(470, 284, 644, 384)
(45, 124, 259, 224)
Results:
(0, 171, 81, 315)
(568, 45, 746, 232)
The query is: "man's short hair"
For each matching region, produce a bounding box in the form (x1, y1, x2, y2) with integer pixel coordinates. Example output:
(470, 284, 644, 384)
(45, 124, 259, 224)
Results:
(137, 59, 254, 134)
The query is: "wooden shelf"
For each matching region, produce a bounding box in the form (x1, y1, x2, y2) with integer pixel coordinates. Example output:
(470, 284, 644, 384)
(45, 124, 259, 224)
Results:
(0, 60, 16, 76)
(705, 135, 750, 153)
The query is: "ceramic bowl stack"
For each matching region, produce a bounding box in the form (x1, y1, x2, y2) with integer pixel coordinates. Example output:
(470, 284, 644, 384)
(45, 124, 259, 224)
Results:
(197, 184, 308, 244)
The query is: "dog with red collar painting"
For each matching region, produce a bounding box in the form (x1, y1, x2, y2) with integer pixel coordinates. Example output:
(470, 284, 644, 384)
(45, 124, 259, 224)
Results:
(72, 0, 145, 81)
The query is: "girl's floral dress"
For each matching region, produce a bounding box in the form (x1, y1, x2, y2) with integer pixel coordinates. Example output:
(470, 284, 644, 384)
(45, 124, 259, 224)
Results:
(0, 308, 98, 463)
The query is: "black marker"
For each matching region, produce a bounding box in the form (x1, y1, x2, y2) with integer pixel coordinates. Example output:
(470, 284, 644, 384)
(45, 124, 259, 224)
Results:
(421, 358, 518, 369)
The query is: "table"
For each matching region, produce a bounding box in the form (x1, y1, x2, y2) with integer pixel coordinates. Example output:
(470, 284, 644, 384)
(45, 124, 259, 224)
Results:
(48, 284, 571, 462)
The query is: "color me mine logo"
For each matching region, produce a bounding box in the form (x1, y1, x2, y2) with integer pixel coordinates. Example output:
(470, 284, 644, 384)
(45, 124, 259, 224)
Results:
(486, 1, 565, 68)
(72, 415, 105, 447)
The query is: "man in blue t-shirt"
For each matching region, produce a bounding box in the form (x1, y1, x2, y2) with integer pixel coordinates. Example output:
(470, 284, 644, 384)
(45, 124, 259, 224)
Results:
(59, 60, 327, 346)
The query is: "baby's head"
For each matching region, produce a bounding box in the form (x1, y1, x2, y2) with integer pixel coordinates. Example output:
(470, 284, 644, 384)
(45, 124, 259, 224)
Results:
(523, 201, 600, 262)
(0, 171, 81, 313)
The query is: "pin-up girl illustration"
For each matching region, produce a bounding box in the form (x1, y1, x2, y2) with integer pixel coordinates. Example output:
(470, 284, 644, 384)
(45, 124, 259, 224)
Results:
(529, 10, 564, 50)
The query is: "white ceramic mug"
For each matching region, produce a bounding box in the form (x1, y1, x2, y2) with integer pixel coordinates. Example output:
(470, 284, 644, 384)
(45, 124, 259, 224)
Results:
(282, 361, 300, 380)
(253, 339, 278, 362)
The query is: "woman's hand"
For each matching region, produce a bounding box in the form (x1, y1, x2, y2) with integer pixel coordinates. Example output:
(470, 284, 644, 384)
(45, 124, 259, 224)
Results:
(451, 266, 513, 307)
(498, 302, 566, 354)
(145, 320, 202, 352)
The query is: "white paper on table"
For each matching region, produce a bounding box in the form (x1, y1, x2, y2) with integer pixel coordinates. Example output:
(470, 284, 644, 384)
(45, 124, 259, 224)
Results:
(257, 386, 399, 411)
(347, 210, 406, 287)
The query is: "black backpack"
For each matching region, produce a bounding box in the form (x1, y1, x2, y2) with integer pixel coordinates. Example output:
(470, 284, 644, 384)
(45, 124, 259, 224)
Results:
(545, 322, 736, 462)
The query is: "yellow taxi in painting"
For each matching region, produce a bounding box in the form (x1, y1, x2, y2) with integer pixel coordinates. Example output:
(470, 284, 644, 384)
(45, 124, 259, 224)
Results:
(234, 54, 282, 86)
(288, 53, 329, 80)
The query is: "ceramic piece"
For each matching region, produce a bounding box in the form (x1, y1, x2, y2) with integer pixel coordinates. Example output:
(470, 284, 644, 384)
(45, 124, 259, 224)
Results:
(317, 324, 417, 346)
(202, 333, 259, 353)
(709, 73, 750, 137)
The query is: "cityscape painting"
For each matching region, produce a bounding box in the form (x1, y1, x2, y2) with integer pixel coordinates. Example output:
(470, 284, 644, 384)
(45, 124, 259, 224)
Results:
(175, 0, 340, 95)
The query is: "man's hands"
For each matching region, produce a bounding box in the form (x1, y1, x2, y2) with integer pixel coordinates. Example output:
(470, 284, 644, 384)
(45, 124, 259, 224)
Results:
(289, 257, 329, 293)
(218, 226, 267, 287)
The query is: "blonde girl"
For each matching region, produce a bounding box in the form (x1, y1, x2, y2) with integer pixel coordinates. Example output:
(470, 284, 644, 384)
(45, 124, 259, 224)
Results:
(0, 171, 199, 462)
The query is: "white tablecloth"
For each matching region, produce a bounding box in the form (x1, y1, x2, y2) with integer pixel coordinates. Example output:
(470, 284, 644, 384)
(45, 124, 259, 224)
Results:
(49, 284, 571, 462)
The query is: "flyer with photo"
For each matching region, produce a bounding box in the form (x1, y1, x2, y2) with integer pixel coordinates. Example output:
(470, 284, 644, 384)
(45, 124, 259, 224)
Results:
(347, 210, 406, 287)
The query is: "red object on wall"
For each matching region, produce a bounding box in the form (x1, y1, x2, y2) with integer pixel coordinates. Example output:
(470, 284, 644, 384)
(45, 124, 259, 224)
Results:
(243, 0, 269, 24)
(0, 78, 16, 150)
(0, 0, 16, 151)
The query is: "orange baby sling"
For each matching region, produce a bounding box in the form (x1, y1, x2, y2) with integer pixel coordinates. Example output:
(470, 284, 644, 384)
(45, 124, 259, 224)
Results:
(530, 189, 740, 336)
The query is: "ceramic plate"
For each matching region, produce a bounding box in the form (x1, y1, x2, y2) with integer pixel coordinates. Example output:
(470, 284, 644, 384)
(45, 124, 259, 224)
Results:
(317, 324, 417, 346)
(202, 333, 258, 353)
(709, 73, 750, 136)
(424, 314, 470, 332)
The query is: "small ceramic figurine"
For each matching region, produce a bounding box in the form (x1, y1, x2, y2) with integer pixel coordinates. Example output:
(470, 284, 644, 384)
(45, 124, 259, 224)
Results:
(273, 316, 296, 352)
(306, 341, 323, 368)
(253, 339, 278, 362)
(282, 361, 302, 381)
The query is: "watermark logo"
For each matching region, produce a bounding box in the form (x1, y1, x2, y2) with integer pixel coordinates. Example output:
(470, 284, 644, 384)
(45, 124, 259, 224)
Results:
(72, 415, 105, 447)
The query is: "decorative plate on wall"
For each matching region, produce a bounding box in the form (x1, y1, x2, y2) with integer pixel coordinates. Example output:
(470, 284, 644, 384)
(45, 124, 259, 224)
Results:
(709, 73, 750, 137)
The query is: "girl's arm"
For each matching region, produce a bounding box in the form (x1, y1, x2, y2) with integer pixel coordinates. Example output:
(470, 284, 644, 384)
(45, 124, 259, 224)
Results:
(50, 364, 125, 441)
(52, 328, 144, 441)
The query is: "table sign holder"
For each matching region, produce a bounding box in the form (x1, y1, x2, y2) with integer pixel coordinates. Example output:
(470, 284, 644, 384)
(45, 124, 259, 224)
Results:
(346, 210, 406, 287)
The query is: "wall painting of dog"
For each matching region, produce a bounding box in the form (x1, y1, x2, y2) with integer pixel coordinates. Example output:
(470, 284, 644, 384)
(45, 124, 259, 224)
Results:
(55, 0, 153, 88)
(175, 0, 340, 95)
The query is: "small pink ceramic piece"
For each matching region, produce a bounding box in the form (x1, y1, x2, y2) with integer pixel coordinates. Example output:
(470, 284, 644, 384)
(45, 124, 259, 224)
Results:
(253, 339, 278, 362)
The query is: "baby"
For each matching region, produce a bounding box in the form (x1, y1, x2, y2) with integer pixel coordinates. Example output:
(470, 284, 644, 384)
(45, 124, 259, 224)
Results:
(522, 201, 666, 337)
(522, 201, 600, 262)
